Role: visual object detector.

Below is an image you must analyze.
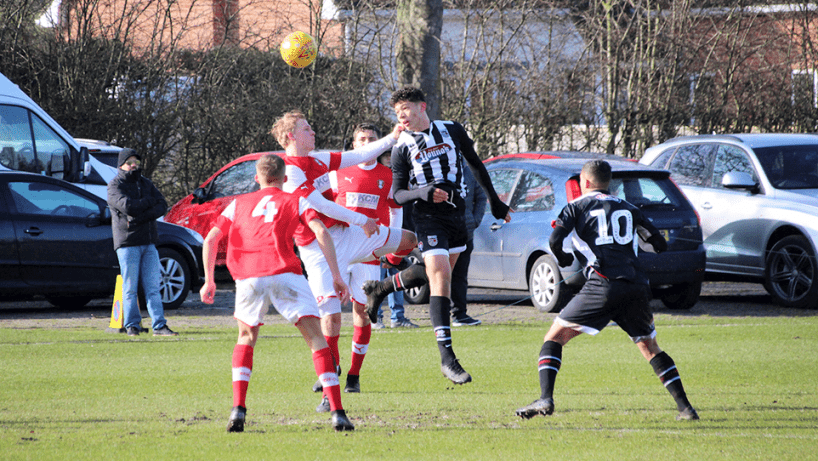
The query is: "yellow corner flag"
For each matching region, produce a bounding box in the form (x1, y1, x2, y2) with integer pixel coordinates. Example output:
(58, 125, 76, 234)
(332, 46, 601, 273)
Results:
(106, 275, 125, 333)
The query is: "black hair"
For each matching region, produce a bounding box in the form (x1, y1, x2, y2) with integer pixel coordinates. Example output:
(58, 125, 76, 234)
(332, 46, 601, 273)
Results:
(390, 87, 425, 106)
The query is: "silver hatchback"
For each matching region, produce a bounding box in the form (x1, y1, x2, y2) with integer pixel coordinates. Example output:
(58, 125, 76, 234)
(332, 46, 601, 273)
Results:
(641, 134, 818, 309)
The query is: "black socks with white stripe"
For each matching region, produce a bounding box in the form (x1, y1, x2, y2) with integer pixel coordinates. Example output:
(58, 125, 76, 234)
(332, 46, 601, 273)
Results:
(538, 340, 562, 400)
(650, 351, 692, 411)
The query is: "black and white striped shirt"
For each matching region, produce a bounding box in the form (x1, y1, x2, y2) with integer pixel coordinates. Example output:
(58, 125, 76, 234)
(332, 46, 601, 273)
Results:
(390, 120, 509, 220)
(393, 120, 465, 193)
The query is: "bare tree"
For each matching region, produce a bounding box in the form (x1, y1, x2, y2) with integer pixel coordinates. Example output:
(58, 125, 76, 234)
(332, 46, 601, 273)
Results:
(2, 0, 392, 204)
(438, 2, 592, 157)
(396, 0, 443, 118)
(5, 0, 818, 188)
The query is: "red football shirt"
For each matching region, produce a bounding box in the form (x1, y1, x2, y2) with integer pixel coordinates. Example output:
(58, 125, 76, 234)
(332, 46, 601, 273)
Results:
(213, 187, 318, 280)
(333, 162, 399, 224)
(332, 162, 401, 265)
(283, 153, 344, 247)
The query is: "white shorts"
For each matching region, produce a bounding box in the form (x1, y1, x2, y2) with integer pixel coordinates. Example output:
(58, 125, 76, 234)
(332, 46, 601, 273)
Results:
(300, 224, 402, 315)
(347, 263, 380, 305)
(233, 273, 320, 326)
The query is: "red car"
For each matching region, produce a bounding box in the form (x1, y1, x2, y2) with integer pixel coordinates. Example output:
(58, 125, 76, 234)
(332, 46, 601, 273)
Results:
(165, 152, 282, 266)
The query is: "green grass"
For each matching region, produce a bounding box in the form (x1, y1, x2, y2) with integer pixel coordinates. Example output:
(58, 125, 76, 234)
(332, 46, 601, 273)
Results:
(1, 314, 817, 460)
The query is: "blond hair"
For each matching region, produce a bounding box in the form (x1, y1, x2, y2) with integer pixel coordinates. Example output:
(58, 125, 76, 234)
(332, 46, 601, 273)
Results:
(271, 110, 306, 148)
(256, 154, 285, 183)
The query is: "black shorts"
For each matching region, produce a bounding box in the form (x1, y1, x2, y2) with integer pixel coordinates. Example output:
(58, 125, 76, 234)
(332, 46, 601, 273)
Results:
(557, 272, 655, 341)
(412, 208, 468, 256)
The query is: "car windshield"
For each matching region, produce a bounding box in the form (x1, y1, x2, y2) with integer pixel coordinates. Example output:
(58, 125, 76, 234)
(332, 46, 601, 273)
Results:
(754, 145, 818, 190)
(608, 177, 682, 209)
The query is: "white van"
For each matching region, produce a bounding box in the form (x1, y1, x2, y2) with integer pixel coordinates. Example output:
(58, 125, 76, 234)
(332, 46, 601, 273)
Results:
(0, 72, 116, 198)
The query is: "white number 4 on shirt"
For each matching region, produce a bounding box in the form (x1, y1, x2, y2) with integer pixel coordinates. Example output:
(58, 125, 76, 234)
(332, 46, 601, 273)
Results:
(251, 196, 278, 222)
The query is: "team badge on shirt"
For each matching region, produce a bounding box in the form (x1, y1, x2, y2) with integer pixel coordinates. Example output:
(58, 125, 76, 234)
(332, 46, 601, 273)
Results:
(378, 179, 384, 189)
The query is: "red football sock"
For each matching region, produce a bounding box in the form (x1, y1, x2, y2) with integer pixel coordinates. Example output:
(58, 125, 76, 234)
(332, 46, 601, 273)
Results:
(385, 252, 407, 265)
(326, 334, 341, 370)
(348, 324, 371, 376)
(313, 347, 342, 411)
(231, 344, 253, 408)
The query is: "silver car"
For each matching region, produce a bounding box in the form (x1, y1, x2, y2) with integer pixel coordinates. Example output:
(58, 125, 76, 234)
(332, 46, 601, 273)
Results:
(405, 156, 706, 312)
(640, 134, 818, 309)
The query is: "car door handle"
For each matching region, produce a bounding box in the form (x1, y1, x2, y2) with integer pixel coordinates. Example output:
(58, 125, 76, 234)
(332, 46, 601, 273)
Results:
(701, 202, 712, 210)
(24, 227, 43, 236)
(490, 223, 503, 231)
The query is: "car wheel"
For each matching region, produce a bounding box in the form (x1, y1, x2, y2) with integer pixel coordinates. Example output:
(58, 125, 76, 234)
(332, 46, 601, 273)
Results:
(659, 280, 702, 310)
(46, 296, 93, 309)
(529, 254, 571, 313)
(403, 249, 430, 305)
(158, 247, 190, 310)
(765, 235, 818, 309)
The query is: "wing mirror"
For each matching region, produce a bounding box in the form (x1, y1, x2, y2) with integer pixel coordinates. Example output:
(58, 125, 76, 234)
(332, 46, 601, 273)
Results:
(192, 187, 208, 204)
(722, 171, 758, 193)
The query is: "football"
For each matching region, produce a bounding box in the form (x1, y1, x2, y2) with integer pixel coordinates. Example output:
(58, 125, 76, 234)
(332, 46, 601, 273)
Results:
(280, 31, 317, 68)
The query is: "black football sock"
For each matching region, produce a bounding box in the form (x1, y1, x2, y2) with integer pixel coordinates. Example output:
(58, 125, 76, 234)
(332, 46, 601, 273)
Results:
(375, 263, 428, 295)
(392, 263, 428, 291)
(650, 351, 692, 411)
(429, 296, 456, 364)
(538, 340, 562, 400)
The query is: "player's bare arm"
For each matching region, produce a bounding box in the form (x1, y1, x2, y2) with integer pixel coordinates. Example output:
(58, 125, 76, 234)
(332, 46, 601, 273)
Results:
(199, 226, 224, 304)
(308, 219, 350, 303)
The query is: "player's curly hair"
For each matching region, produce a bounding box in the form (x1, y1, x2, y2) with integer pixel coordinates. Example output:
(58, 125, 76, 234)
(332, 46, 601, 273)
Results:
(389, 87, 425, 106)
(271, 111, 306, 148)
(257, 154, 285, 183)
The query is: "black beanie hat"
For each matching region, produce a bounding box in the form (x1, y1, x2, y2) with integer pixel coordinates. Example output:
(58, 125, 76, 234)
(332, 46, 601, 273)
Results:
(117, 148, 141, 167)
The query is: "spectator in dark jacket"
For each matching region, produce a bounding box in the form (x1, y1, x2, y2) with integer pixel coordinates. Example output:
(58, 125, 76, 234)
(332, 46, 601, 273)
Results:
(107, 148, 178, 337)
(450, 166, 487, 326)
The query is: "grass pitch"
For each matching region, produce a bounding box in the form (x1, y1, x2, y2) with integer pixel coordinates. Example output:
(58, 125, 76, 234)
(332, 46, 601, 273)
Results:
(1, 313, 816, 460)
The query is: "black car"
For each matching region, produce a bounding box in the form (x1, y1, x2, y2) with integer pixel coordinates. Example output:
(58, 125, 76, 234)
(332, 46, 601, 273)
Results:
(0, 171, 204, 309)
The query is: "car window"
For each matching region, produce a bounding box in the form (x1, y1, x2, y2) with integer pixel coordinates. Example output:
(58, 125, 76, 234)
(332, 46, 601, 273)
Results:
(31, 113, 71, 175)
(487, 168, 520, 211)
(609, 177, 682, 208)
(210, 160, 260, 198)
(712, 145, 758, 187)
(510, 171, 555, 212)
(647, 147, 675, 168)
(8, 181, 100, 217)
(0, 105, 37, 173)
(754, 144, 818, 190)
(93, 153, 121, 168)
(668, 144, 714, 186)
